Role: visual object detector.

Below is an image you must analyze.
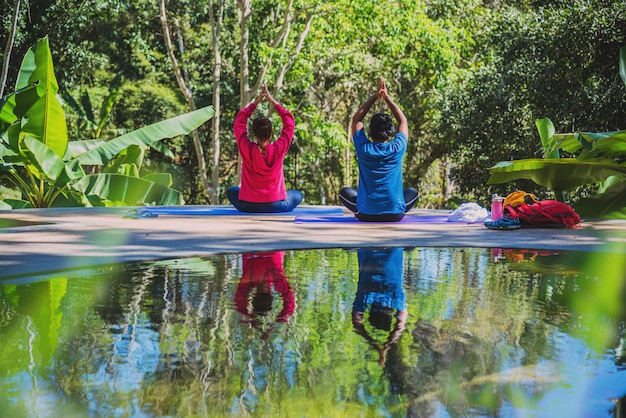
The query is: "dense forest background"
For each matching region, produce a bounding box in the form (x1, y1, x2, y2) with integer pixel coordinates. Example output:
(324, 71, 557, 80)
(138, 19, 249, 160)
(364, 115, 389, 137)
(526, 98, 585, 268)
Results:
(2, 0, 625, 208)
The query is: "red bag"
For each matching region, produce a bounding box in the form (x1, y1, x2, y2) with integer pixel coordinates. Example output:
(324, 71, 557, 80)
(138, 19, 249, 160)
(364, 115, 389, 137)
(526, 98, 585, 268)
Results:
(504, 200, 581, 228)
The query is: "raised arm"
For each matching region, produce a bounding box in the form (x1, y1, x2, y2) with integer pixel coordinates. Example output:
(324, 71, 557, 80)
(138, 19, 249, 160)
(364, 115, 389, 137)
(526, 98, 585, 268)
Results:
(351, 93, 378, 137)
(234, 94, 262, 143)
(379, 78, 408, 137)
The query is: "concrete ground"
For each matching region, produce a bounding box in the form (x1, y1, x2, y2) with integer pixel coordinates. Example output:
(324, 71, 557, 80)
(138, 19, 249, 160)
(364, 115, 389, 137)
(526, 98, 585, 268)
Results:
(1, 205, 626, 279)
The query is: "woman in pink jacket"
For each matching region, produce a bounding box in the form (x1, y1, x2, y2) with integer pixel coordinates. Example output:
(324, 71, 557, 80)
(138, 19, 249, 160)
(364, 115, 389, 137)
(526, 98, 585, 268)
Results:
(227, 84, 303, 212)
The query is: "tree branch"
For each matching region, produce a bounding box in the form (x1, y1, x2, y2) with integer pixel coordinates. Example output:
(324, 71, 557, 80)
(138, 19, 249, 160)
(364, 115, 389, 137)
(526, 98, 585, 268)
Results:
(0, 0, 21, 97)
(159, 0, 192, 104)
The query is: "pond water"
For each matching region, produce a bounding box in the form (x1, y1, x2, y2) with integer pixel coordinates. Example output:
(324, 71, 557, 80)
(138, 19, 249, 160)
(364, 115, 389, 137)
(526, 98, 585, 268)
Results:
(0, 246, 625, 418)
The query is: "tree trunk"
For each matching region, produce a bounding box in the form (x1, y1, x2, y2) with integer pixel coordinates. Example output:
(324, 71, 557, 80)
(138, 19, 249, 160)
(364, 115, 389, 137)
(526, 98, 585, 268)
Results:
(235, 0, 314, 185)
(208, 0, 224, 203)
(159, 0, 214, 203)
(344, 115, 352, 187)
(0, 0, 21, 98)
(273, 10, 313, 97)
(236, 0, 252, 184)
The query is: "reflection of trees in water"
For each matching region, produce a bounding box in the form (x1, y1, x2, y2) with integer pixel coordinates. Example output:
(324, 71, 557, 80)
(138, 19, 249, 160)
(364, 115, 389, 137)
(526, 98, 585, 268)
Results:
(49, 256, 238, 416)
(89, 253, 298, 416)
(380, 314, 496, 417)
(386, 248, 585, 417)
(8, 247, 622, 417)
(144, 256, 240, 415)
(0, 293, 16, 327)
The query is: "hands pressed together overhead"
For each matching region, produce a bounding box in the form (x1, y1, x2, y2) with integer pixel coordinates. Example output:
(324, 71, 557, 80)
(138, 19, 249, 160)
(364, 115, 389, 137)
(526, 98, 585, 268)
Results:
(254, 84, 279, 106)
(376, 77, 388, 101)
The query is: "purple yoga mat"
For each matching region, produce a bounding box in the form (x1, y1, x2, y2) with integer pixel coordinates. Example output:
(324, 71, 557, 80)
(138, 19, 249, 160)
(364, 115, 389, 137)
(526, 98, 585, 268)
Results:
(126, 206, 346, 219)
(294, 215, 453, 224)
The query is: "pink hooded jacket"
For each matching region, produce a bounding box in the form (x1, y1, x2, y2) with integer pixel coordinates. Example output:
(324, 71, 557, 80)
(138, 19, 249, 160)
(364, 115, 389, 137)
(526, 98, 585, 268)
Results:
(233, 103, 295, 203)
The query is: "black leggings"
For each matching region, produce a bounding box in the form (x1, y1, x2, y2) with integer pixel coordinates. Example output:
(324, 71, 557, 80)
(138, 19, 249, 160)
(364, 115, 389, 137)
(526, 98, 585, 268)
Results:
(339, 187, 419, 222)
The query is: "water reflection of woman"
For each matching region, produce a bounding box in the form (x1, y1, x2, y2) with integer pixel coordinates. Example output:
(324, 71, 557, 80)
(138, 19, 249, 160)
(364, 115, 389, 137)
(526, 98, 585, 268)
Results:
(235, 251, 295, 338)
(352, 247, 408, 366)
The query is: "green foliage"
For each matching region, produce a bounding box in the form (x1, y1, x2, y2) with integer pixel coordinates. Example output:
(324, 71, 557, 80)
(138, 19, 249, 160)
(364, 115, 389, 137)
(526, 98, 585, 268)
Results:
(488, 128, 626, 218)
(273, 0, 475, 205)
(113, 78, 187, 131)
(290, 115, 347, 204)
(3, 0, 625, 206)
(62, 70, 123, 139)
(488, 45, 626, 218)
(441, 0, 626, 204)
(0, 37, 214, 208)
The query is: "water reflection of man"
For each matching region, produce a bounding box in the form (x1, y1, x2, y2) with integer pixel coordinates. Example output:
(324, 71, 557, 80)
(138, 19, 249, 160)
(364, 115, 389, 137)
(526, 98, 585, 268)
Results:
(235, 251, 295, 339)
(352, 247, 408, 366)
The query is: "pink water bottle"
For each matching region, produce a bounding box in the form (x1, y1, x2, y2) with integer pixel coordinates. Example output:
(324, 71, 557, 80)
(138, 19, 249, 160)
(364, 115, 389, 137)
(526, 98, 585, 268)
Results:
(491, 194, 504, 221)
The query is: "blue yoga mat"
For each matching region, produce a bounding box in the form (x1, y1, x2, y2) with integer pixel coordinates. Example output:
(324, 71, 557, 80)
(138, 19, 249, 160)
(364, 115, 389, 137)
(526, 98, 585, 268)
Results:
(294, 215, 454, 224)
(125, 205, 346, 219)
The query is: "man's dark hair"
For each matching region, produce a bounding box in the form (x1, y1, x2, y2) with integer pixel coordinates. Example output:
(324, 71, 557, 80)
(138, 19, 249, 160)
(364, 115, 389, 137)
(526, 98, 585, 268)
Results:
(369, 112, 395, 142)
(252, 116, 273, 141)
(369, 304, 394, 331)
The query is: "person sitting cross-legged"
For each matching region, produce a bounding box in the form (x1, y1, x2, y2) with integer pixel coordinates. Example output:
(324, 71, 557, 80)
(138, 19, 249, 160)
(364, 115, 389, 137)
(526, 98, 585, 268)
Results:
(339, 78, 418, 222)
(227, 84, 303, 213)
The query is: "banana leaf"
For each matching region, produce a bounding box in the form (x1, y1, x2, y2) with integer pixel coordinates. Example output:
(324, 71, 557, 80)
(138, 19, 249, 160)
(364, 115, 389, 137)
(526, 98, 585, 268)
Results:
(64, 139, 175, 161)
(72, 105, 215, 167)
(1, 83, 41, 164)
(105, 144, 144, 174)
(0, 199, 32, 209)
(61, 70, 123, 139)
(546, 130, 626, 156)
(149, 141, 176, 159)
(0, 135, 23, 161)
(72, 173, 183, 206)
(143, 173, 173, 187)
(487, 158, 626, 190)
(598, 175, 621, 193)
(61, 93, 96, 131)
(96, 70, 123, 137)
(16, 37, 68, 159)
(536, 118, 558, 159)
(63, 139, 106, 159)
(577, 131, 626, 160)
(575, 181, 626, 219)
(22, 136, 66, 182)
(0, 82, 41, 133)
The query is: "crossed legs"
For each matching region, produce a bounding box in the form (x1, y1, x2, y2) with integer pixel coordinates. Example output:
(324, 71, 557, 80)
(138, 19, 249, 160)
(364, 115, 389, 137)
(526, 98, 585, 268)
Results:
(339, 187, 419, 222)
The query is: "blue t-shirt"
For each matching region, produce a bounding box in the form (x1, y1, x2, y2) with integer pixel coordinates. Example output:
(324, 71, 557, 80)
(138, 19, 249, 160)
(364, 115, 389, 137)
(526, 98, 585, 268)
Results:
(353, 129, 407, 215)
(353, 248, 406, 313)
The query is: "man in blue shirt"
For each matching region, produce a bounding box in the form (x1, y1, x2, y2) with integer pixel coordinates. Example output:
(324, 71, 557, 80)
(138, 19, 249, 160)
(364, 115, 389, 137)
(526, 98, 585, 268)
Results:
(340, 78, 418, 222)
